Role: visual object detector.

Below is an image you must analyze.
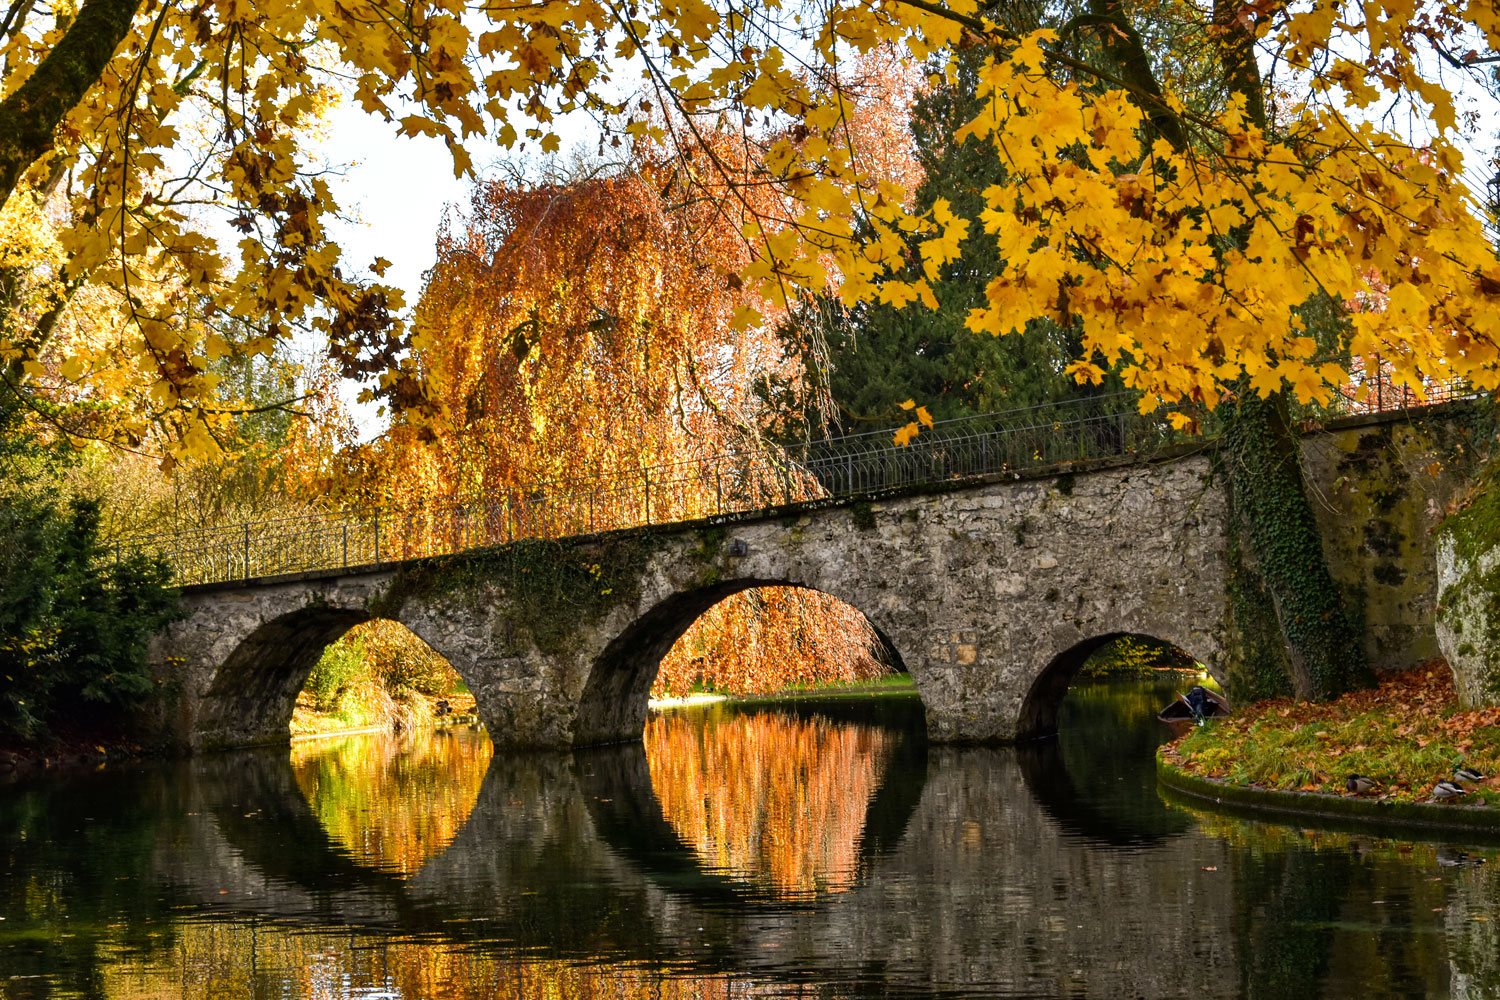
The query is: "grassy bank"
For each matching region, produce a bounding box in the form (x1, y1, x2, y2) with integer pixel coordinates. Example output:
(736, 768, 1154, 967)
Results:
(650, 672, 918, 710)
(1168, 663, 1500, 806)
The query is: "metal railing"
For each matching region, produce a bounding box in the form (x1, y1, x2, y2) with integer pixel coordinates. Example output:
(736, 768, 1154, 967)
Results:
(118, 369, 1484, 587)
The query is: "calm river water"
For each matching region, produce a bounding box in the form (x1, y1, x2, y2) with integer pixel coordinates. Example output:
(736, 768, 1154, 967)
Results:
(3, 676, 1499, 999)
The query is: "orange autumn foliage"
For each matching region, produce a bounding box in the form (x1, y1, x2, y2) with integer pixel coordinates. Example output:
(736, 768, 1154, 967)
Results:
(369, 142, 888, 696)
(291, 729, 492, 876)
(645, 708, 895, 897)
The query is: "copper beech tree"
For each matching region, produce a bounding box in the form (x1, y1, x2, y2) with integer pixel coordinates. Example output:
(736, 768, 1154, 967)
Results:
(3, 0, 1496, 693)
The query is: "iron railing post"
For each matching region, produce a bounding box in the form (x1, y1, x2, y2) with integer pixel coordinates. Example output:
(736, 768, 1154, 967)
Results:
(342, 523, 349, 568)
(374, 516, 380, 564)
(243, 524, 251, 580)
(643, 470, 651, 524)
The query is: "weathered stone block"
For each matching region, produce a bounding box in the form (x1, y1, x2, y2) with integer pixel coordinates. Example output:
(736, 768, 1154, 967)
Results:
(1436, 534, 1500, 708)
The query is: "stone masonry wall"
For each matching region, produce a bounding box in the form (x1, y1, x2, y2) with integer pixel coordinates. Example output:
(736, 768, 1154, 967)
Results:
(1301, 403, 1489, 674)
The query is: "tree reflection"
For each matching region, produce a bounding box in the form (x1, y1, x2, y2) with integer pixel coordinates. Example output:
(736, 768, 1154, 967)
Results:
(1184, 809, 1484, 998)
(644, 706, 895, 898)
(97, 920, 802, 999)
(290, 727, 492, 876)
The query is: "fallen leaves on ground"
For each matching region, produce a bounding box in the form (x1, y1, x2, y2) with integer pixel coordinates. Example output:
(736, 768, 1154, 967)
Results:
(1168, 661, 1500, 804)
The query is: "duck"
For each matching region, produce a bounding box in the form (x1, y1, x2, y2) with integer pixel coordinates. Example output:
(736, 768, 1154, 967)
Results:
(1436, 847, 1488, 868)
(1432, 780, 1468, 802)
(1346, 774, 1377, 795)
(1454, 766, 1488, 784)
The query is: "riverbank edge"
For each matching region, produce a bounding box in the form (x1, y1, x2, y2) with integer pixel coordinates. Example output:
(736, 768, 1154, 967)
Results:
(1156, 751, 1500, 840)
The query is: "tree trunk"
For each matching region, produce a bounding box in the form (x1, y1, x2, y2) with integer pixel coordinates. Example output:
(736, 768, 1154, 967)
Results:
(0, 0, 139, 208)
(1223, 390, 1370, 699)
(1204, 0, 1370, 699)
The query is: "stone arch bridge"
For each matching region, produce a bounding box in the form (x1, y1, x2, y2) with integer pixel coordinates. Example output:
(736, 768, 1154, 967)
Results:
(151, 398, 1470, 751)
(156, 454, 1228, 750)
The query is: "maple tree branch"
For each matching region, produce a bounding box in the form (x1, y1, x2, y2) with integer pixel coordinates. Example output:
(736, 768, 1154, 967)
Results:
(0, 0, 35, 42)
(0, 0, 141, 207)
(1212, 0, 1267, 131)
(3, 276, 83, 392)
(889, 0, 1195, 154)
(1084, 0, 1187, 151)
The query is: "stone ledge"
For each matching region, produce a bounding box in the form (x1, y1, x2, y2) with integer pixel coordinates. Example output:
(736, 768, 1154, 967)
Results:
(1157, 752, 1500, 844)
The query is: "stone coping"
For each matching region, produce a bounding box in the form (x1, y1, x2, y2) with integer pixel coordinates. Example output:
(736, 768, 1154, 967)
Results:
(1157, 752, 1500, 845)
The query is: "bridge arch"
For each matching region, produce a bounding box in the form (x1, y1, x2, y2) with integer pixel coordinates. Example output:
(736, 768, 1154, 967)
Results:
(573, 580, 918, 746)
(1015, 631, 1215, 742)
(194, 605, 467, 748)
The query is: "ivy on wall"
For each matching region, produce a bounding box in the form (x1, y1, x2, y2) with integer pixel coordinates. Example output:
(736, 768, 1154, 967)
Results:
(1221, 391, 1371, 700)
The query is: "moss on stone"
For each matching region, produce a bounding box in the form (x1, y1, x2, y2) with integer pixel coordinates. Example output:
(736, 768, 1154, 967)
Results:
(369, 532, 661, 657)
(1439, 471, 1500, 566)
(1436, 428, 1500, 708)
(850, 502, 877, 531)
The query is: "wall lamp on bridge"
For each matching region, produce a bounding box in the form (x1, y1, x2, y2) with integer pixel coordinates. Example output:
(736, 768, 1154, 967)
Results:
(727, 539, 749, 557)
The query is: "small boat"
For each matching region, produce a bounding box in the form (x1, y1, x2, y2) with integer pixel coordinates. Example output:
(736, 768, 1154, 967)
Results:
(1158, 685, 1230, 736)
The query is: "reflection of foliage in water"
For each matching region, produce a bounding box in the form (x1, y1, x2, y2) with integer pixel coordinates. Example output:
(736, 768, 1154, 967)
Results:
(1182, 805, 1500, 999)
(1048, 674, 1201, 841)
(645, 707, 893, 897)
(97, 921, 787, 999)
(290, 727, 492, 875)
(0, 768, 184, 993)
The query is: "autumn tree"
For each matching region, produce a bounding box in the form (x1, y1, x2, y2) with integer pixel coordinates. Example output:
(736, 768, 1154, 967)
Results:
(373, 147, 887, 695)
(782, 43, 1095, 434)
(6, 0, 1498, 699)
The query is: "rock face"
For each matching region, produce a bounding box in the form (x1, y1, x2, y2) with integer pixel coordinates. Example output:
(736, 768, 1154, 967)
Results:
(151, 455, 1231, 750)
(1436, 534, 1500, 708)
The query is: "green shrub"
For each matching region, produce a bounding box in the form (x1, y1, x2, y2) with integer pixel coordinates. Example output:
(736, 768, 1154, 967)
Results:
(306, 635, 367, 712)
(0, 495, 180, 741)
(1080, 635, 1196, 679)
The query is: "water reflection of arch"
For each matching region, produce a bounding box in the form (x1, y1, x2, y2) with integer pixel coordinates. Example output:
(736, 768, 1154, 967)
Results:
(162, 750, 414, 925)
(1016, 648, 1197, 846)
(1015, 738, 1189, 847)
(144, 718, 1247, 994)
(166, 749, 683, 955)
(576, 699, 929, 907)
